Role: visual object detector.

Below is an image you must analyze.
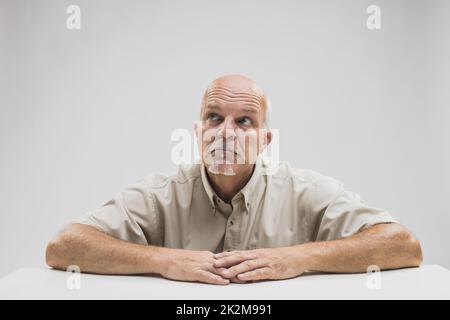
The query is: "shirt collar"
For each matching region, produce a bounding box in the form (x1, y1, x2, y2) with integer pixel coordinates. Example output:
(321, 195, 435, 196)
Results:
(200, 156, 263, 214)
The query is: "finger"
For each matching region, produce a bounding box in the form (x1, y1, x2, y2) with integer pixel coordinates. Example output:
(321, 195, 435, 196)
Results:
(208, 262, 246, 283)
(237, 267, 272, 281)
(213, 252, 258, 268)
(214, 249, 255, 259)
(221, 259, 268, 279)
(229, 277, 247, 284)
(214, 250, 239, 258)
(213, 252, 236, 260)
(209, 266, 227, 276)
(197, 271, 230, 285)
(209, 262, 245, 283)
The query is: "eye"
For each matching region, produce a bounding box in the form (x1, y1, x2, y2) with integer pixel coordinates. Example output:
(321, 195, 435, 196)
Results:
(207, 113, 222, 122)
(237, 117, 252, 126)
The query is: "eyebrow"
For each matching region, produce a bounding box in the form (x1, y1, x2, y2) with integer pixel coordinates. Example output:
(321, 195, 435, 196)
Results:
(204, 104, 259, 115)
(204, 104, 221, 113)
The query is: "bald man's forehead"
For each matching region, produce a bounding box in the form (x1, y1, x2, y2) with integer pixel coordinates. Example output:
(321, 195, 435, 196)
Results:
(208, 75, 263, 95)
(205, 75, 265, 108)
(205, 85, 263, 108)
(201, 75, 268, 123)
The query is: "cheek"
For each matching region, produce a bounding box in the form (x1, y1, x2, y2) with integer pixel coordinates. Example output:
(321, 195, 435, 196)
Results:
(199, 127, 218, 147)
(236, 132, 258, 151)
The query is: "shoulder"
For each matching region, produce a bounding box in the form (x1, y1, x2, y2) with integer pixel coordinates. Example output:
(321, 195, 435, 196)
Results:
(263, 159, 338, 185)
(264, 160, 343, 203)
(139, 163, 202, 192)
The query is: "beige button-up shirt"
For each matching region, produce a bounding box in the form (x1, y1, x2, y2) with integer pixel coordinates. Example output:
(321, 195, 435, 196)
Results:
(75, 157, 397, 252)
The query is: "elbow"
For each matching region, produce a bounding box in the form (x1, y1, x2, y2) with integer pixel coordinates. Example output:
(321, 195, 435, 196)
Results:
(45, 223, 97, 271)
(46, 226, 76, 270)
(45, 237, 64, 270)
(408, 234, 423, 267)
(392, 224, 423, 267)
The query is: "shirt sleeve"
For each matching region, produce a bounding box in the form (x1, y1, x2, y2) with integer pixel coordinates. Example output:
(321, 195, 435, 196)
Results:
(73, 178, 159, 245)
(309, 176, 398, 242)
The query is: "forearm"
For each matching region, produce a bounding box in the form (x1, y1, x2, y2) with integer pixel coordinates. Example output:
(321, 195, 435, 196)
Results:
(46, 223, 167, 275)
(297, 223, 423, 274)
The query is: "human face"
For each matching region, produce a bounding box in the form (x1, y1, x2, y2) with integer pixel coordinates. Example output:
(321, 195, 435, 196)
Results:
(195, 81, 271, 176)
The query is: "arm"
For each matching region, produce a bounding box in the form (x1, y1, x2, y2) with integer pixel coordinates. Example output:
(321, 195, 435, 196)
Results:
(213, 223, 423, 281)
(46, 223, 229, 284)
(300, 222, 422, 273)
(46, 223, 165, 275)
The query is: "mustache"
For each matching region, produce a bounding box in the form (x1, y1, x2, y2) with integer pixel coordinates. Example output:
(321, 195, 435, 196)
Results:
(211, 147, 237, 155)
(206, 140, 242, 156)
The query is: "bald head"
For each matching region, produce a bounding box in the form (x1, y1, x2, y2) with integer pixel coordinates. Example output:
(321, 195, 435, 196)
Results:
(201, 74, 269, 127)
(196, 74, 273, 175)
(208, 74, 264, 96)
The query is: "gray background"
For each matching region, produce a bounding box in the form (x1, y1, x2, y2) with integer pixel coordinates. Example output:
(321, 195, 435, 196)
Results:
(0, 0, 449, 278)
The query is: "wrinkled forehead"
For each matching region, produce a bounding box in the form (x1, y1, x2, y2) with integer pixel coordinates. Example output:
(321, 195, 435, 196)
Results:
(208, 77, 264, 94)
(203, 80, 266, 113)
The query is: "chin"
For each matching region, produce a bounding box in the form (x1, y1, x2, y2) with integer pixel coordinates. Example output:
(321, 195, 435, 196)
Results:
(202, 150, 250, 176)
(205, 163, 237, 176)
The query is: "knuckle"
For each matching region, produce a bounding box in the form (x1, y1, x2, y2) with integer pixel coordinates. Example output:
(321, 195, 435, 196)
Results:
(228, 267, 237, 276)
(203, 251, 214, 258)
(199, 273, 211, 282)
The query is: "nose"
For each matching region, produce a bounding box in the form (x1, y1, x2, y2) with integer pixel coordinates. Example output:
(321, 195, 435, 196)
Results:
(217, 116, 236, 139)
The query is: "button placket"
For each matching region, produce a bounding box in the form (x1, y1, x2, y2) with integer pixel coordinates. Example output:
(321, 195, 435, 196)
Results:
(223, 223, 233, 251)
(230, 209, 242, 248)
(243, 200, 251, 215)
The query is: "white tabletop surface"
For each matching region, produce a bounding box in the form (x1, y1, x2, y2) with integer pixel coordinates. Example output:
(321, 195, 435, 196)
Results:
(0, 265, 449, 299)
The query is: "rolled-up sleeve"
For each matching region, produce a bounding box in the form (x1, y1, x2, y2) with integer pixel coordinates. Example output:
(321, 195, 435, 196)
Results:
(74, 178, 158, 245)
(309, 176, 398, 241)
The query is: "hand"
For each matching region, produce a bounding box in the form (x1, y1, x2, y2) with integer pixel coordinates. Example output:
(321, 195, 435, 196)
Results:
(159, 248, 230, 285)
(213, 247, 306, 282)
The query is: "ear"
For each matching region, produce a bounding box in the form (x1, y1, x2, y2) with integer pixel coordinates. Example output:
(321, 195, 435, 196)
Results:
(258, 128, 272, 155)
(265, 130, 272, 146)
(194, 120, 202, 139)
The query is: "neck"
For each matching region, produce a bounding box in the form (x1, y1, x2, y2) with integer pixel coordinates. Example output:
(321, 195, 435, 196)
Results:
(206, 164, 255, 203)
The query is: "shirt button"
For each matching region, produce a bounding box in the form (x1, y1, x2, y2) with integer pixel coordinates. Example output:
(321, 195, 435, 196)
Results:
(230, 220, 234, 225)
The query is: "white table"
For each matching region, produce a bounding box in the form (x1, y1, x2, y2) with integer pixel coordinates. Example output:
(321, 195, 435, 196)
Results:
(0, 265, 449, 299)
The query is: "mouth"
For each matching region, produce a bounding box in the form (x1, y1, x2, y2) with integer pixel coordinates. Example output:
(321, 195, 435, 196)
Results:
(211, 148, 237, 156)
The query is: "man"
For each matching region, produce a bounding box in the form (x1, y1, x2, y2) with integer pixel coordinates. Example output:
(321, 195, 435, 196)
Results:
(46, 74, 422, 285)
